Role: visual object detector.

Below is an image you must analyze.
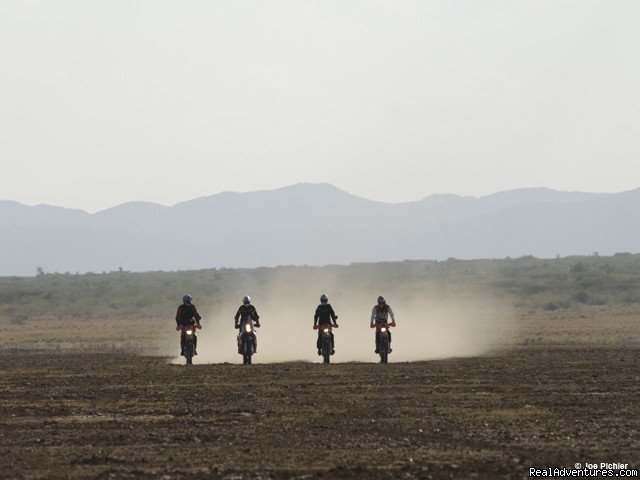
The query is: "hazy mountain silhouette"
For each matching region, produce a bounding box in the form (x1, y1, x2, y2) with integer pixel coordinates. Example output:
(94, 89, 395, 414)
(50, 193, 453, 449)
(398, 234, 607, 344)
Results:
(0, 184, 636, 276)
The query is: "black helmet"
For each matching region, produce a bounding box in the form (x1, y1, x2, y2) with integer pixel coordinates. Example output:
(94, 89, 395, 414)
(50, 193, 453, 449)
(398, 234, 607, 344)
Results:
(243, 295, 251, 305)
(320, 294, 328, 303)
(377, 296, 385, 304)
(183, 294, 193, 304)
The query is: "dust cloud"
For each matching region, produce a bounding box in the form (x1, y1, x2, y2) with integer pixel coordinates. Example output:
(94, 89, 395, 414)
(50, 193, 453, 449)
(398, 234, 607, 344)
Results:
(169, 269, 515, 364)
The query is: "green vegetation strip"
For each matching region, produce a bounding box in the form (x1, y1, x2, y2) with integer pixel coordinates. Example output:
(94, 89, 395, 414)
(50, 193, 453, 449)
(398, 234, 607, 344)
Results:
(1, 253, 639, 320)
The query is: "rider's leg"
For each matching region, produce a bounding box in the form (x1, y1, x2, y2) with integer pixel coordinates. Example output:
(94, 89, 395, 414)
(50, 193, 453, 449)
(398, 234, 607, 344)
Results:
(252, 332, 257, 353)
(330, 331, 335, 354)
(388, 330, 392, 353)
(316, 330, 322, 354)
(193, 333, 198, 355)
(237, 332, 242, 354)
(375, 330, 380, 353)
(180, 331, 185, 356)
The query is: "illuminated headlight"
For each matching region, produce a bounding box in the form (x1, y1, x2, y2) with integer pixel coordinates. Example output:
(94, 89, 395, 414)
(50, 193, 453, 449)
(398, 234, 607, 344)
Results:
(245, 324, 251, 332)
(323, 328, 329, 333)
(380, 327, 387, 332)
(186, 330, 193, 335)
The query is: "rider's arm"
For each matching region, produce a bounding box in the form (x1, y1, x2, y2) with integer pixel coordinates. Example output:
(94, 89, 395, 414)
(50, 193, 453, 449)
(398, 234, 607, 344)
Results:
(176, 306, 182, 325)
(388, 306, 396, 323)
(314, 306, 320, 326)
(329, 305, 337, 322)
(370, 307, 377, 325)
(192, 305, 202, 323)
(251, 306, 260, 321)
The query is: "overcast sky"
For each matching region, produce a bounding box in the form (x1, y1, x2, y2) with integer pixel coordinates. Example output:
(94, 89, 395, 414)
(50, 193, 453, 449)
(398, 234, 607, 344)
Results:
(1, 0, 639, 212)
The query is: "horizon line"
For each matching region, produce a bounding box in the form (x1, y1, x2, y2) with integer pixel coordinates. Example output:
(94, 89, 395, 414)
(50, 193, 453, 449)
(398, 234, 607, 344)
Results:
(0, 182, 627, 215)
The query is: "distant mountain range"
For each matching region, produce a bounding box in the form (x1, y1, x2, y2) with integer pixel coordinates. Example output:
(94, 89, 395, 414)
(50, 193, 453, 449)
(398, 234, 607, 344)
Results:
(1, 183, 638, 276)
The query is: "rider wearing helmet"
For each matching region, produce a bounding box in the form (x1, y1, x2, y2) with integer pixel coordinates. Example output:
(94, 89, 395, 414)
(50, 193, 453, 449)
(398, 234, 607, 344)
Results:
(176, 294, 202, 356)
(234, 295, 260, 354)
(370, 296, 396, 354)
(314, 294, 338, 356)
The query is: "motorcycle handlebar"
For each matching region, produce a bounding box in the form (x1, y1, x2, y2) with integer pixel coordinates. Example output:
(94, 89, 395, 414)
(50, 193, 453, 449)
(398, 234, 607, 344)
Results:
(177, 324, 201, 331)
(372, 322, 395, 329)
(315, 323, 338, 330)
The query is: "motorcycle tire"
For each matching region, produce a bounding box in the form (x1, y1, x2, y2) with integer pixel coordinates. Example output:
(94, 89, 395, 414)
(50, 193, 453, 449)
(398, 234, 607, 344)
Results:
(243, 337, 253, 365)
(184, 342, 193, 365)
(380, 339, 389, 364)
(322, 338, 331, 364)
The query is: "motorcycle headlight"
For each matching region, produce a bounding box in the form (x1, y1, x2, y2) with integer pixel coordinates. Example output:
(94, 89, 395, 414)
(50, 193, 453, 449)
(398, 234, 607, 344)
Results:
(380, 327, 387, 332)
(245, 324, 251, 332)
(186, 330, 193, 335)
(323, 328, 329, 333)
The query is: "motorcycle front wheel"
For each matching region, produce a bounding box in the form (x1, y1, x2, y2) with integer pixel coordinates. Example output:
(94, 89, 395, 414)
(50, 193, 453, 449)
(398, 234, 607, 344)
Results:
(242, 338, 253, 365)
(380, 351, 388, 364)
(184, 343, 193, 365)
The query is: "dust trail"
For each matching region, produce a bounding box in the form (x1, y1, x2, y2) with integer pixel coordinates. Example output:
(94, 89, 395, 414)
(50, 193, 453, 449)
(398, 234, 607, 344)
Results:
(168, 268, 515, 364)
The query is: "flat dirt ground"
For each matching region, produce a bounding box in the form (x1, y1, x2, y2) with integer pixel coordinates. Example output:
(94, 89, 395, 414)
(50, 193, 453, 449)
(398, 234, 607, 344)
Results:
(1, 308, 639, 479)
(1, 348, 639, 479)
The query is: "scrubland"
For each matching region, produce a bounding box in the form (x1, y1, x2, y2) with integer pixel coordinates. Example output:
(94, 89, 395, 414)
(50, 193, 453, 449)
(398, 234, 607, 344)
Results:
(1, 254, 639, 478)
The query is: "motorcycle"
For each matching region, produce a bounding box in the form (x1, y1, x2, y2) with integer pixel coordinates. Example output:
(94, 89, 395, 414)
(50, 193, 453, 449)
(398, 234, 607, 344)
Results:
(315, 323, 338, 364)
(177, 323, 201, 365)
(373, 321, 395, 364)
(238, 318, 259, 365)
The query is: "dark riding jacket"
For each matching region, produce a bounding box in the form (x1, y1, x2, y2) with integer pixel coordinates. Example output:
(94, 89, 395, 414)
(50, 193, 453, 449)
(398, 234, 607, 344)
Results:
(176, 303, 201, 326)
(235, 304, 260, 328)
(314, 303, 337, 326)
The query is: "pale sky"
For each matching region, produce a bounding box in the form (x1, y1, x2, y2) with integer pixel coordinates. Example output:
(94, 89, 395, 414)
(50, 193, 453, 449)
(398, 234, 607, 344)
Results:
(1, 0, 639, 212)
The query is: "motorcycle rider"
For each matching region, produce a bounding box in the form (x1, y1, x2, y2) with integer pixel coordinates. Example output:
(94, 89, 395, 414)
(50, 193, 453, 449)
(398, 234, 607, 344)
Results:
(234, 295, 260, 354)
(370, 296, 396, 354)
(314, 293, 338, 356)
(175, 294, 202, 356)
